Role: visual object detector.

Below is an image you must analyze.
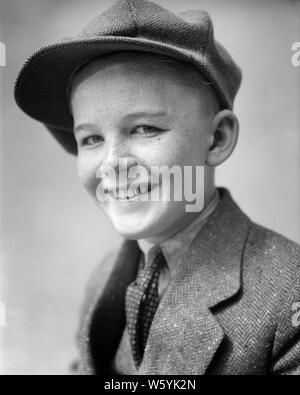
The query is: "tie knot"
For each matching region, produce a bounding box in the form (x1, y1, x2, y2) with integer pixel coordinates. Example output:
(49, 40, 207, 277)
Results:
(144, 246, 166, 272)
(133, 246, 165, 292)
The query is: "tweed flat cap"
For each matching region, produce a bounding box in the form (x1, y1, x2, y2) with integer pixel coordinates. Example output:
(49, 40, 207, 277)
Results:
(15, 0, 242, 155)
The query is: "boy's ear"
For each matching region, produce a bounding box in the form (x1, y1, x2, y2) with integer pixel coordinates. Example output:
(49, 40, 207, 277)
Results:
(205, 109, 239, 167)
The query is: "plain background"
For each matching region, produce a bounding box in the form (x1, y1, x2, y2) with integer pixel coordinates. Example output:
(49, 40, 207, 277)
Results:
(0, 0, 299, 374)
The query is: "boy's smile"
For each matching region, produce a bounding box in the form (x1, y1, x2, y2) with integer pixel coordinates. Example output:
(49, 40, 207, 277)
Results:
(70, 51, 217, 242)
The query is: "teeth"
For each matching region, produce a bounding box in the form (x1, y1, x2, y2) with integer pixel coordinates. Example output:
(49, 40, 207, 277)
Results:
(113, 184, 151, 200)
(119, 189, 127, 199)
(128, 188, 135, 198)
(140, 184, 147, 194)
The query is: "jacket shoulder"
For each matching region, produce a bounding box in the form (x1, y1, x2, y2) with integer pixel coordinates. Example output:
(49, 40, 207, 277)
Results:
(83, 249, 119, 311)
(244, 222, 300, 293)
(244, 223, 300, 374)
(246, 222, 300, 271)
(72, 249, 119, 374)
(243, 222, 300, 331)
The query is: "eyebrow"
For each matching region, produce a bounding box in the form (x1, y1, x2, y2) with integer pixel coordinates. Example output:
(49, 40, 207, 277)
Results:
(74, 123, 99, 135)
(123, 110, 168, 119)
(74, 110, 169, 134)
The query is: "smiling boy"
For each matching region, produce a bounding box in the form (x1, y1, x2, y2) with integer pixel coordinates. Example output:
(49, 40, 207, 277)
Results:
(70, 51, 225, 241)
(15, 0, 300, 375)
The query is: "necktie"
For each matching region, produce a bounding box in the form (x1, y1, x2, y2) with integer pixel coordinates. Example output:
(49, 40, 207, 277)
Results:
(125, 247, 165, 368)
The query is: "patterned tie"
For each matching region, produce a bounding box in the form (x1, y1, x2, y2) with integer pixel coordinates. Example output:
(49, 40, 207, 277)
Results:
(125, 246, 165, 368)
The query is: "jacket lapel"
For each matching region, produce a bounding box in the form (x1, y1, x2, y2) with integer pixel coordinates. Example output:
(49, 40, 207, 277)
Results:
(140, 189, 251, 374)
(80, 189, 251, 374)
(79, 238, 141, 374)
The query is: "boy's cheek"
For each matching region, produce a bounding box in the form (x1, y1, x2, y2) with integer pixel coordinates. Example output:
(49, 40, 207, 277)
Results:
(77, 156, 100, 198)
(163, 129, 207, 167)
(80, 172, 99, 200)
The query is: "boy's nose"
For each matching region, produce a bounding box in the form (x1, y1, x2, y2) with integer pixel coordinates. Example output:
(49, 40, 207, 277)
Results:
(100, 136, 137, 174)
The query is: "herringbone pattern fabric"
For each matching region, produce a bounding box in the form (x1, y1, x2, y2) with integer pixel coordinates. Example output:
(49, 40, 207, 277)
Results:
(75, 189, 300, 375)
(126, 248, 165, 368)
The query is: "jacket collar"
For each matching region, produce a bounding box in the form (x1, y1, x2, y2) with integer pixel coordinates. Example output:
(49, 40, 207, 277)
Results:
(137, 190, 220, 276)
(80, 188, 251, 374)
(140, 188, 251, 374)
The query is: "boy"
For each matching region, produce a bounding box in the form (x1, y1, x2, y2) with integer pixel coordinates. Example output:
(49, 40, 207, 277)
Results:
(15, 0, 300, 375)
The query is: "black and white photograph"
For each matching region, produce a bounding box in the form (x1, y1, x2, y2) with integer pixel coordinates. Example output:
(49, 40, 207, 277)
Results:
(0, 0, 299, 378)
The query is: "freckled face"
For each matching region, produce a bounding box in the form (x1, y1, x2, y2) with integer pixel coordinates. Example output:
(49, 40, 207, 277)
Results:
(70, 53, 215, 242)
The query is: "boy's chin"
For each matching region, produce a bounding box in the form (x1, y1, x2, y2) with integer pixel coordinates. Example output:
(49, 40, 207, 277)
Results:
(112, 225, 153, 241)
(111, 218, 165, 241)
(106, 201, 183, 241)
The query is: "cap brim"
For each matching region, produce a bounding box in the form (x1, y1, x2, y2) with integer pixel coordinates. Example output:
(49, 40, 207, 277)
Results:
(15, 36, 229, 155)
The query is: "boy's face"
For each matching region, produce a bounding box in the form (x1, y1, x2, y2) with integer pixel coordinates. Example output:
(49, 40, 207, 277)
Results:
(70, 52, 216, 242)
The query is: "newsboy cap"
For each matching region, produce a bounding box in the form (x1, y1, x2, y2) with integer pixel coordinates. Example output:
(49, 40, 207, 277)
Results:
(15, 0, 242, 155)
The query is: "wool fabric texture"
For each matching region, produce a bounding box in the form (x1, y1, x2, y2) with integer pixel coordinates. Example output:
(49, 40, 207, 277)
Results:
(126, 248, 166, 367)
(73, 188, 300, 375)
(14, 0, 242, 155)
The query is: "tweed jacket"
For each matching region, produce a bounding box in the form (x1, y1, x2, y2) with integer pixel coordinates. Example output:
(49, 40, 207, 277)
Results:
(75, 188, 300, 375)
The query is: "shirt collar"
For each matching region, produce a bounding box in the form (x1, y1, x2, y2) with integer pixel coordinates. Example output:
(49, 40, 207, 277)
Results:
(138, 189, 220, 275)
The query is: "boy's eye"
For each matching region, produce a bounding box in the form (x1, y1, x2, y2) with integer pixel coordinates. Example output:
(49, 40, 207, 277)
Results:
(82, 135, 103, 146)
(132, 125, 164, 136)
